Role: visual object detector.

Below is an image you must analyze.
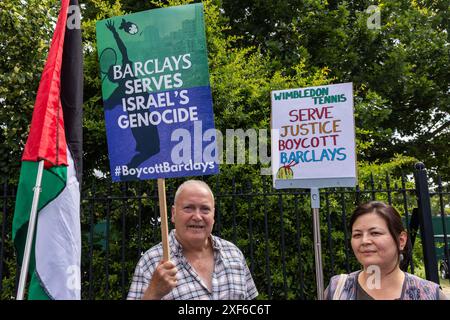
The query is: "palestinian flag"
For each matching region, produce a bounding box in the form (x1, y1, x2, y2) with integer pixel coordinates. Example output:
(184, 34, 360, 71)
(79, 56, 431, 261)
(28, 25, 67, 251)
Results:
(12, 0, 83, 300)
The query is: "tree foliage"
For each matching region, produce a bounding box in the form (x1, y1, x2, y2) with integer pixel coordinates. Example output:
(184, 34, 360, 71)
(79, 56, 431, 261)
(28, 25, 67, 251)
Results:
(222, 0, 450, 177)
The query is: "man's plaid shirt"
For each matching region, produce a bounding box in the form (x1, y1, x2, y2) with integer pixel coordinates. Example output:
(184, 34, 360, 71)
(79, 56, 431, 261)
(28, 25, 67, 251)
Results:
(127, 229, 258, 300)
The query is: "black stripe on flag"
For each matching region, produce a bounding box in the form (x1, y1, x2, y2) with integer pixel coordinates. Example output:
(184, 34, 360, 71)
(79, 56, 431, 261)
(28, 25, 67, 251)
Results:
(61, 0, 83, 185)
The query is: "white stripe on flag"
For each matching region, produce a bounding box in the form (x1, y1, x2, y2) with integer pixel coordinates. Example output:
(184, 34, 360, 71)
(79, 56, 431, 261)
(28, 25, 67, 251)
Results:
(35, 148, 81, 299)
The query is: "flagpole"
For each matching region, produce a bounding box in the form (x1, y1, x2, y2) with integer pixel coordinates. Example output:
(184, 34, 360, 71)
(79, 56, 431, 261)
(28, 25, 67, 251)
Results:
(17, 160, 45, 300)
(157, 178, 170, 261)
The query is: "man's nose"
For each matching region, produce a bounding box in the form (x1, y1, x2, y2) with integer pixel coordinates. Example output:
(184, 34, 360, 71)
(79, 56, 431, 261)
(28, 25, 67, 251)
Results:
(192, 209, 202, 220)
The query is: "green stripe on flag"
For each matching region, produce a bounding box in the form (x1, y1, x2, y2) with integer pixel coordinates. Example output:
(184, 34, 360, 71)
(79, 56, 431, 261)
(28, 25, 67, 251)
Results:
(29, 268, 51, 299)
(13, 161, 67, 299)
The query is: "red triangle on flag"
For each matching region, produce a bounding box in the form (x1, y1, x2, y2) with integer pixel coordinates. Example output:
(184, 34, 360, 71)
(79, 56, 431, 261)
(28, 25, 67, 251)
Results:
(22, 0, 70, 168)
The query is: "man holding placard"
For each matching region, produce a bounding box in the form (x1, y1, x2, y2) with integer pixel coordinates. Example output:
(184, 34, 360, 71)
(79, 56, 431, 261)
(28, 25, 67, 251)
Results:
(127, 180, 258, 300)
(97, 4, 257, 300)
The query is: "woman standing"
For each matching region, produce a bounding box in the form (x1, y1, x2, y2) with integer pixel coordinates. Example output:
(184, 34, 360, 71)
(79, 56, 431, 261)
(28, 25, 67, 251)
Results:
(325, 201, 447, 300)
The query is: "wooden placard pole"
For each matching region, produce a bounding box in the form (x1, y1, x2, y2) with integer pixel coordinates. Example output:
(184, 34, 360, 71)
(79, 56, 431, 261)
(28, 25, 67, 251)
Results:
(157, 178, 170, 261)
(311, 187, 324, 300)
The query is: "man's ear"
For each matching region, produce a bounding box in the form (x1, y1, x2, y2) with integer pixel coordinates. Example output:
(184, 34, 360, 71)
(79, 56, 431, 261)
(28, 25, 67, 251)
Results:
(171, 205, 175, 224)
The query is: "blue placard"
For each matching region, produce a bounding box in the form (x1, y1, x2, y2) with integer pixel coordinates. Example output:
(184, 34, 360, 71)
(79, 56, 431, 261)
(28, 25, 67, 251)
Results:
(104, 87, 219, 181)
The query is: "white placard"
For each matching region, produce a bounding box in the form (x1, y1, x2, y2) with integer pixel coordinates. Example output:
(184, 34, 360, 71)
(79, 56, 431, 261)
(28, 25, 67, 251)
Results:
(271, 82, 357, 189)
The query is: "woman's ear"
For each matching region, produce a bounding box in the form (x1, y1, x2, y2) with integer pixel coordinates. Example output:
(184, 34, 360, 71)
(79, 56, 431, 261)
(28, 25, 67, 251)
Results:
(399, 231, 407, 251)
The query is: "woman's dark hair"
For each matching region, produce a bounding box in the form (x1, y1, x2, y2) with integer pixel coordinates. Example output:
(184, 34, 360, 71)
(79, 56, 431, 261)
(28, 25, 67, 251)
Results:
(349, 201, 411, 271)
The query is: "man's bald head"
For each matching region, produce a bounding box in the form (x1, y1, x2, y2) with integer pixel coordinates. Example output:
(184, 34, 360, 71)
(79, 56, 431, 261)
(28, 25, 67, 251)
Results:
(173, 180, 215, 207)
